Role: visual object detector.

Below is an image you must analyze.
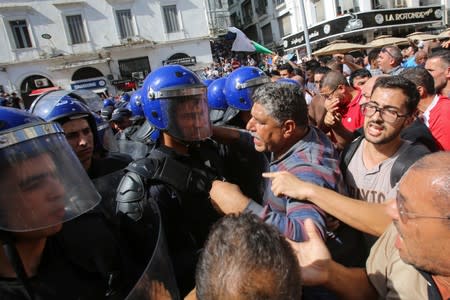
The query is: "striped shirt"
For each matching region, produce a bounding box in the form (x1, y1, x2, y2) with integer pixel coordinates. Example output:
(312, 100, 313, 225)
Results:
(244, 126, 345, 242)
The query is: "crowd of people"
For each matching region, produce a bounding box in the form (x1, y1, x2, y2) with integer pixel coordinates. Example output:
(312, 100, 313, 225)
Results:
(0, 34, 449, 300)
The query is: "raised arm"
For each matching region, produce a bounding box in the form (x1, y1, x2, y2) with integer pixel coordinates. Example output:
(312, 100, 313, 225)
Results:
(289, 219, 378, 300)
(263, 171, 392, 236)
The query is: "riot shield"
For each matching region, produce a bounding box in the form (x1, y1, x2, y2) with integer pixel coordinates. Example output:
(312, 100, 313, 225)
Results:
(124, 201, 180, 300)
(93, 173, 180, 300)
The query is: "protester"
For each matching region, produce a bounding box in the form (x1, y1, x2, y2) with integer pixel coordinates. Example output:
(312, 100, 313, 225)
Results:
(377, 45, 404, 75)
(289, 152, 449, 300)
(320, 70, 364, 149)
(264, 76, 430, 259)
(400, 67, 450, 150)
(195, 213, 302, 300)
(210, 82, 344, 242)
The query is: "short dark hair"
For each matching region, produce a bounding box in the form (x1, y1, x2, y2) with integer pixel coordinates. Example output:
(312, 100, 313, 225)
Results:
(278, 63, 294, 73)
(252, 82, 308, 127)
(305, 60, 321, 72)
(349, 68, 372, 87)
(428, 49, 450, 65)
(372, 75, 420, 115)
(195, 213, 302, 300)
(314, 66, 331, 76)
(400, 67, 435, 95)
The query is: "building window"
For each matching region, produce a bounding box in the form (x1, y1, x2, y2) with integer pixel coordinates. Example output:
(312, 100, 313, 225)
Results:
(275, 0, 285, 5)
(278, 14, 291, 37)
(9, 20, 32, 49)
(163, 5, 180, 33)
(66, 14, 87, 44)
(116, 9, 134, 39)
(118, 56, 151, 79)
(262, 23, 273, 44)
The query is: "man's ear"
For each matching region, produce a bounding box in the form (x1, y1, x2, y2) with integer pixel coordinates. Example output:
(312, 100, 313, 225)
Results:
(416, 86, 426, 98)
(403, 115, 414, 129)
(282, 120, 296, 137)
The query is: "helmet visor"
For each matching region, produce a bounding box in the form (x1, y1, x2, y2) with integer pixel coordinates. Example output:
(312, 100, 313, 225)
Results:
(0, 124, 101, 232)
(162, 95, 212, 142)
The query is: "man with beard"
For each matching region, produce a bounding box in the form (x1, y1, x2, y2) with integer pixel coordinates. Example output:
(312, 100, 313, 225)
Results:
(286, 152, 449, 300)
(264, 76, 430, 258)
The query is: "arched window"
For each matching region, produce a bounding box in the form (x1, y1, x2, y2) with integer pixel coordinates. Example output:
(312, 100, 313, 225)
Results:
(72, 67, 104, 81)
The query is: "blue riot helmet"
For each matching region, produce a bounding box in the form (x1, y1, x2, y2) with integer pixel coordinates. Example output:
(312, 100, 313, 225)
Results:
(128, 89, 145, 119)
(224, 66, 271, 111)
(115, 93, 130, 109)
(141, 64, 211, 142)
(103, 97, 115, 108)
(119, 93, 131, 102)
(29, 95, 99, 170)
(30, 94, 98, 145)
(0, 107, 101, 232)
(207, 77, 228, 125)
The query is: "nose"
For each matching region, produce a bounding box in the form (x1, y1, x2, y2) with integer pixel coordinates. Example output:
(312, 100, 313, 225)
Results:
(78, 134, 89, 147)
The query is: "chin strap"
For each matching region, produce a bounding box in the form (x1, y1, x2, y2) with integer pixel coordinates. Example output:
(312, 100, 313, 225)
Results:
(1, 232, 35, 300)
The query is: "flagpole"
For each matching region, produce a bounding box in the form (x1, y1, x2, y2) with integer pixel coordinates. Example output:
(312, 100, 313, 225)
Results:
(299, 1, 312, 58)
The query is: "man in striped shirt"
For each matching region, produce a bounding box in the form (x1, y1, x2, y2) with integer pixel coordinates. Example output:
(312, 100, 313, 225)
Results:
(209, 82, 345, 242)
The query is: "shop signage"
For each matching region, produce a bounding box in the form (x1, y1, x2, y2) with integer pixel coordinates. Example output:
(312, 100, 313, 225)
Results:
(71, 79, 107, 90)
(283, 5, 443, 50)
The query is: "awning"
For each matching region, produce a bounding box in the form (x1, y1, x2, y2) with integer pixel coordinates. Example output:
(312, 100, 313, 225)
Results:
(92, 88, 108, 94)
(48, 58, 110, 71)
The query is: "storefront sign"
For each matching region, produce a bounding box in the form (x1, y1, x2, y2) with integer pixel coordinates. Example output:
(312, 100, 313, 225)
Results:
(70, 79, 107, 90)
(283, 5, 443, 50)
(162, 56, 197, 66)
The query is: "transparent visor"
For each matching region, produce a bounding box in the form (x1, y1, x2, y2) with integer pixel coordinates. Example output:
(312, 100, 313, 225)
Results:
(0, 129, 101, 232)
(162, 95, 212, 142)
(98, 122, 119, 153)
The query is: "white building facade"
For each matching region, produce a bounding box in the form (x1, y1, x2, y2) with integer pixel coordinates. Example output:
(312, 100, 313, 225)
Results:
(0, 0, 229, 107)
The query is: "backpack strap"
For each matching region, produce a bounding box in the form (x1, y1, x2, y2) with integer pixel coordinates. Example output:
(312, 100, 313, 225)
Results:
(339, 135, 364, 180)
(390, 142, 430, 188)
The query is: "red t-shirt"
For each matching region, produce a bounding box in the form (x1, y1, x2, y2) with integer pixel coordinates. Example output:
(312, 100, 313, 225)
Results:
(423, 95, 450, 150)
(340, 89, 364, 132)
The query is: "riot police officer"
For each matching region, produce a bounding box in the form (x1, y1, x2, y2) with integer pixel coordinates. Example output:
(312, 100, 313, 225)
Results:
(29, 94, 131, 179)
(0, 107, 178, 299)
(116, 65, 225, 296)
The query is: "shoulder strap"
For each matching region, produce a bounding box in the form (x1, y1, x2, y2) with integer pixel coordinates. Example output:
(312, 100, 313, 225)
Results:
(340, 135, 364, 178)
(390, 142, 430, 188)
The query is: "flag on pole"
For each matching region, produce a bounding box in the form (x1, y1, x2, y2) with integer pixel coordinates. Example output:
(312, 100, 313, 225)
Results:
(251, 41, 273, 54)
(227, 27, 273, 54)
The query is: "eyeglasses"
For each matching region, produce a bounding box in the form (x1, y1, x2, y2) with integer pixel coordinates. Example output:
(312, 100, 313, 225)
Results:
(360, 102, 409, 123)
(320, 85, 339, 99)
(396, 192, 450, 224)
(380, 47, 395, 59)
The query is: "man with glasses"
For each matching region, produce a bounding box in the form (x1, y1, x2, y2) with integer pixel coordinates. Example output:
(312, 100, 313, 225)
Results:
(377, 45, 404, 75)
(319, 70, 364, 149)
(287, 151, 448, 300)
(264, 76, 430, 260)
